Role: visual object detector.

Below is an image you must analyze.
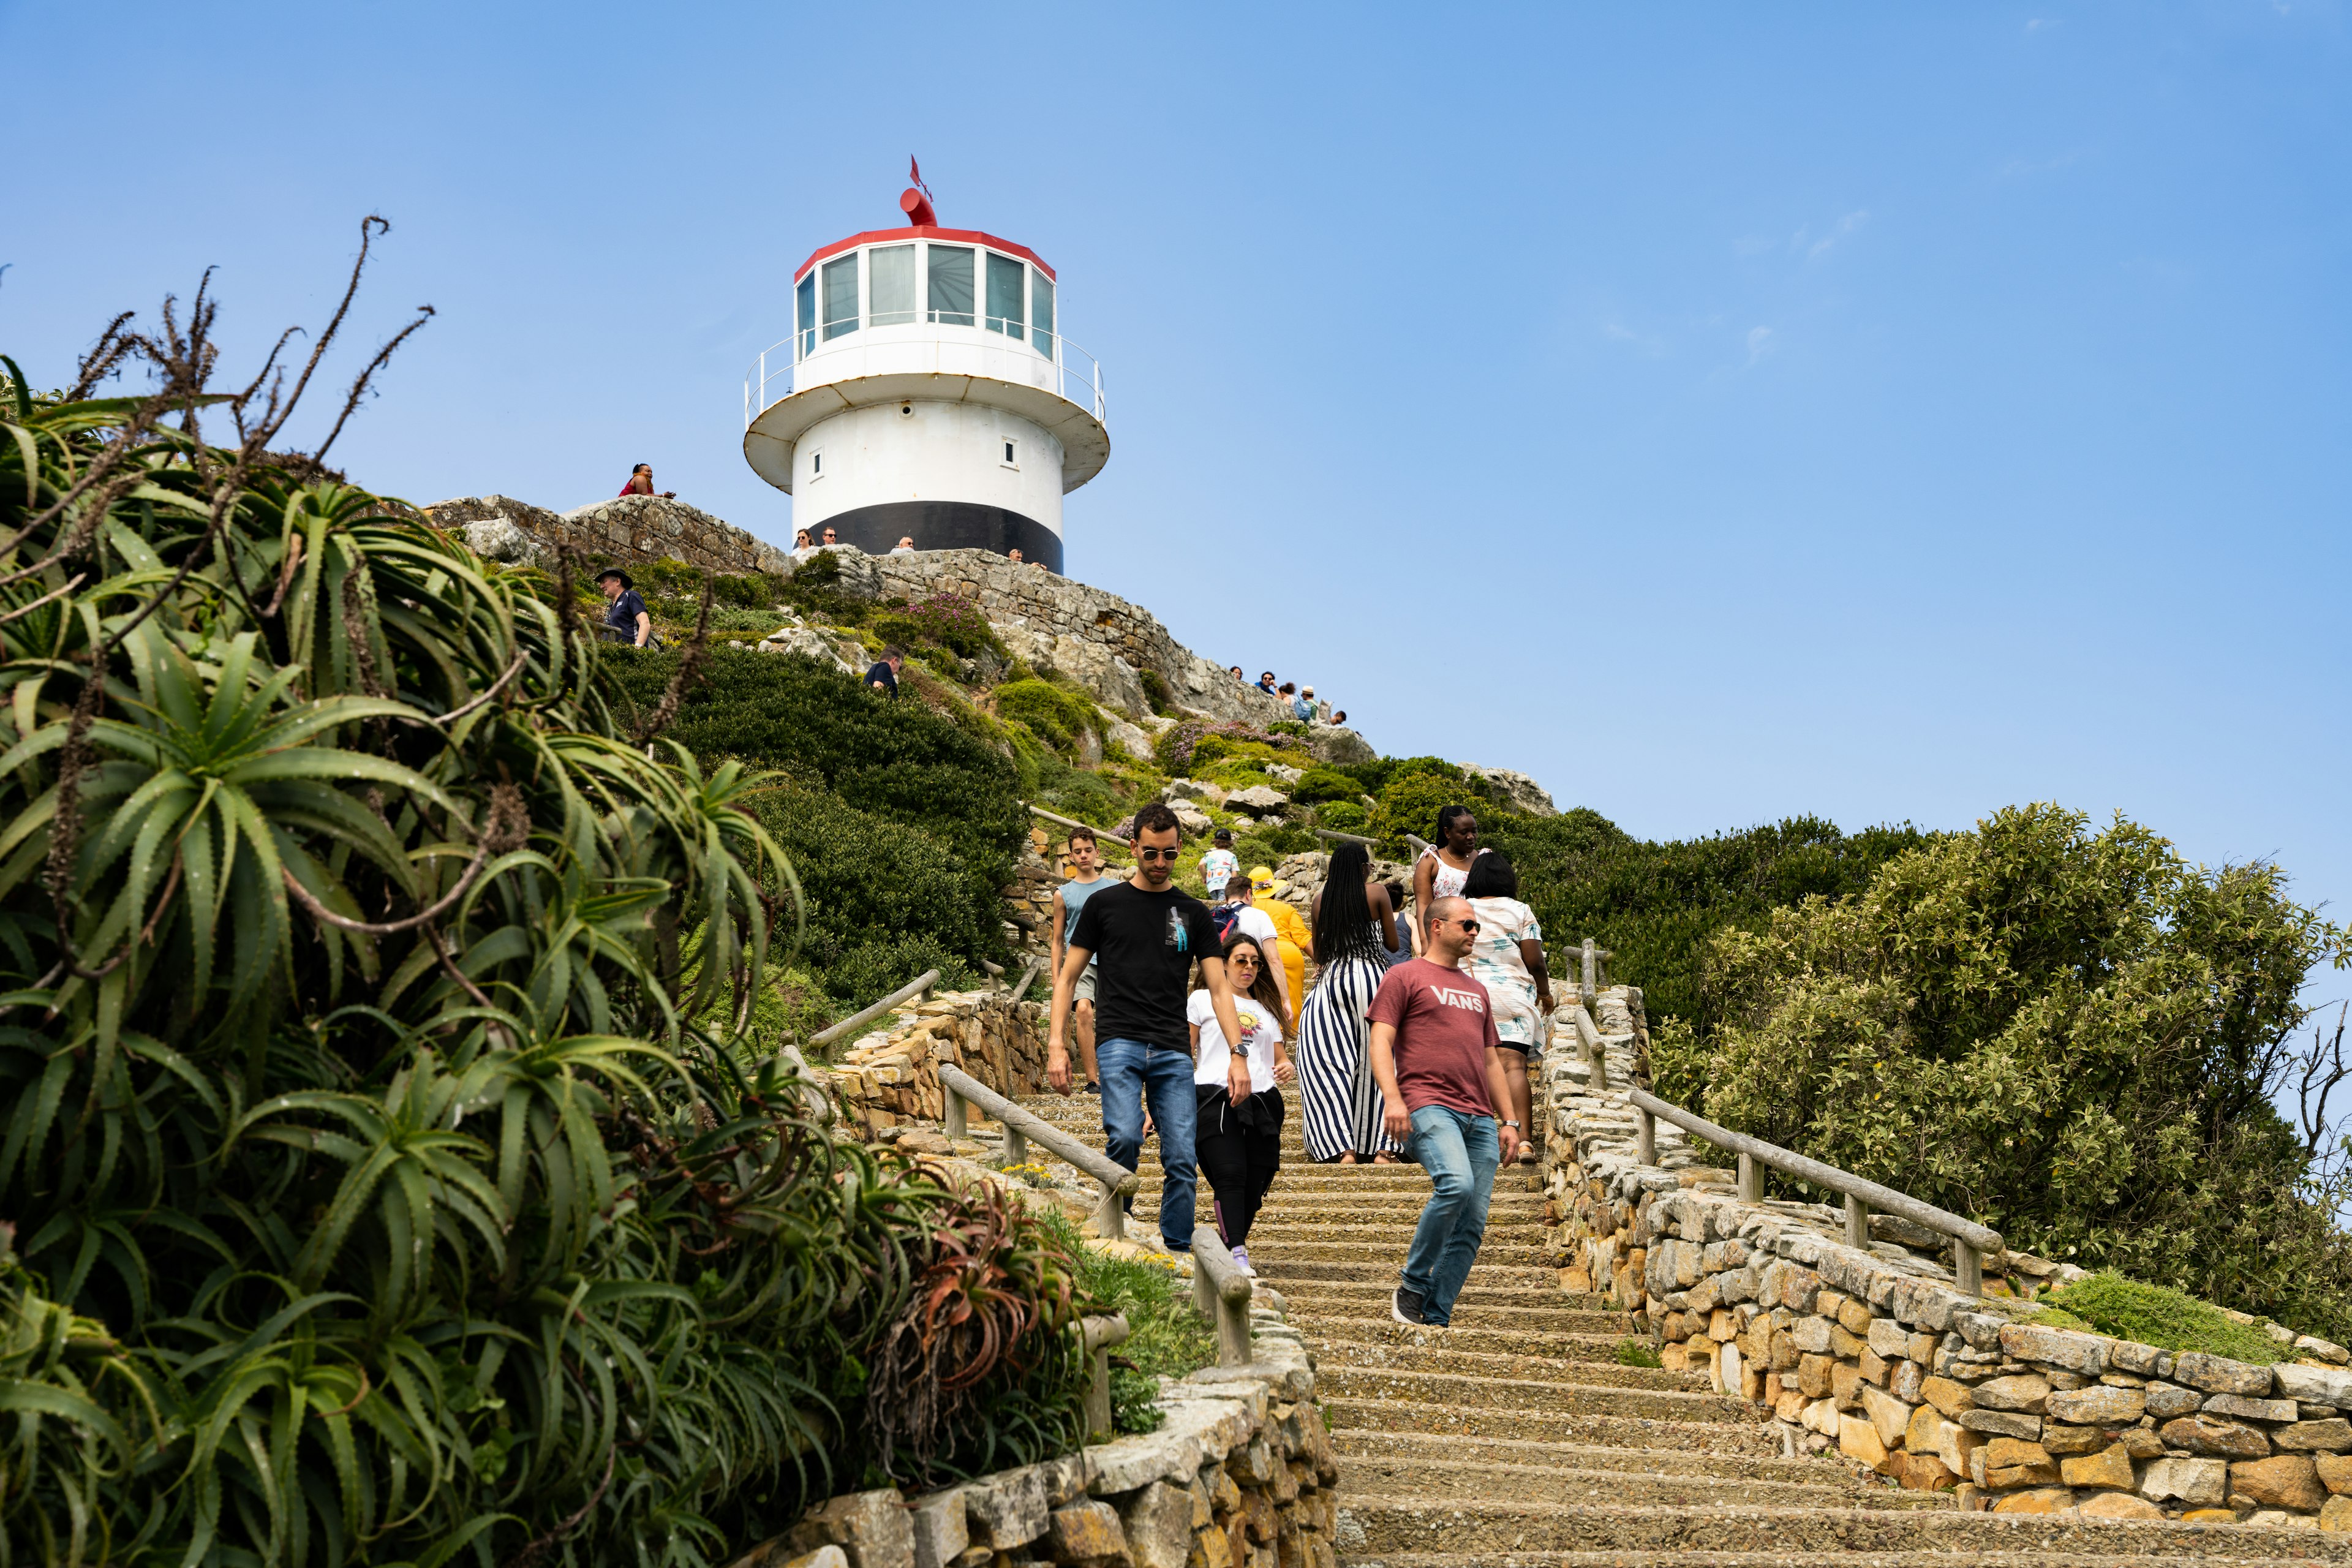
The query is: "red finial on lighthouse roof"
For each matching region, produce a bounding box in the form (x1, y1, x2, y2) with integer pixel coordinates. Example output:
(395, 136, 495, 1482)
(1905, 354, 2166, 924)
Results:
(902, 156, 938, 227)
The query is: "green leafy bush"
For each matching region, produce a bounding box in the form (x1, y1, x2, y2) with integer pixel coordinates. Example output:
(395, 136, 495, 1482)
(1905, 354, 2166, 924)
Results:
(1487, 810, 1928, 1033)
(1154, 720, 1298, 775)
(1267, 719, 1310, 738)
(1294, 766, 1367, 804)
(1614, 1337, 1662, 1368)
(742, 778, 998, 1001)
(1042, 1213, 1213, 1433)
(0, 292, 1090, 1564)
(605, 646, 1025, 891)
(2038, 1273, 2290, 1364)
(780, 548, 875, 623)
(1311, 801, 1370, 834)
(874, 590, 1005, 660)
(997, 677, 1102, 758)
(1373, 767, 1474, 855)
(1653, 803, 2352, 1340)
(1139, 669, 1173, 715)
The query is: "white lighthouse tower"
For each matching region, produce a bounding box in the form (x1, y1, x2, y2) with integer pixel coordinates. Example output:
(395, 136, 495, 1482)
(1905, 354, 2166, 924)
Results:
(742, 175, 1108, 573)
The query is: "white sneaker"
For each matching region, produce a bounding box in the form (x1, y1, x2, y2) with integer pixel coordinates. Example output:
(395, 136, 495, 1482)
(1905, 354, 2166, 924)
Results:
(1231, 1245, 1255, 1276)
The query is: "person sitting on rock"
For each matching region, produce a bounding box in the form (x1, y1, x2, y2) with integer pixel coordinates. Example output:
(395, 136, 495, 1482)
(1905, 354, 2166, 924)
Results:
(618, 463, 675, 499)
(891, 536, 916, 554)
(596, 568, 652, 648)
(1008, 546, 1025, 564)
(1256, 671, 1278, 696)
(821, 527, 839, 547)
(1294, 685, 1319, 723)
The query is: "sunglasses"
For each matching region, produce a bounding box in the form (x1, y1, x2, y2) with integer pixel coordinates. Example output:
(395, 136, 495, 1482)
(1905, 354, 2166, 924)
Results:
(1228, 952, 1260, 966)
(1438, 917, 1481, 934)
(1136, 846, 1181, 862)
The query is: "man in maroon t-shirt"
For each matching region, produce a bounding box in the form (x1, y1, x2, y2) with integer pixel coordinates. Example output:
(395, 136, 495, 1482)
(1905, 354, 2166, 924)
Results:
(1368, 895, 1521, 1327)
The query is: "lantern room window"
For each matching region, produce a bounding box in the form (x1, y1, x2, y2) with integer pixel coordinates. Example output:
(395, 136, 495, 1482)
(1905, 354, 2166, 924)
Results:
(796, 273, 816, 356)
(822, 255, 859, 341)
(1031, 271, 1054, 354)
(928, 245, 974, 326)
(869, 244, 916, 326)
(986, 252, 1025, 339)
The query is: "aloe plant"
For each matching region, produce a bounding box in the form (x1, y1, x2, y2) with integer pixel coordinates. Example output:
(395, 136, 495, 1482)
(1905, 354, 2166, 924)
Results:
(0, 261, 1094, 1566)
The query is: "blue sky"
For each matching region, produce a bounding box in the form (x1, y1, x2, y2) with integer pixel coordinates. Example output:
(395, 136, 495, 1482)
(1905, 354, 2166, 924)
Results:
(5, 2, 2348, 950)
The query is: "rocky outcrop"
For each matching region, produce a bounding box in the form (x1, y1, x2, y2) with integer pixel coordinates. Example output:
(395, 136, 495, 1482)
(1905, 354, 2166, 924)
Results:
(423, 494, 791, 578)
(1463, 764, 1558, 816)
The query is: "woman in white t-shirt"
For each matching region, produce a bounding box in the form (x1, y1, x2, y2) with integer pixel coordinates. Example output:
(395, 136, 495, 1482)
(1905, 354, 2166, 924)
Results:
(1461, 851, 1553, 1165)
(1189, 932, 1295, 1275)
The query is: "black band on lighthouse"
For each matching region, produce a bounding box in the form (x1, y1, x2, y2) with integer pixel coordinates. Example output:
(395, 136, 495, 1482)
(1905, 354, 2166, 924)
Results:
(820, 501, 1063, 573)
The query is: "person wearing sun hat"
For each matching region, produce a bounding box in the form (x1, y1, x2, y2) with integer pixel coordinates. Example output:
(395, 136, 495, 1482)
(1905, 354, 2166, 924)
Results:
(596, 567, 651, 647)
(1250, 867, 1313, 1009)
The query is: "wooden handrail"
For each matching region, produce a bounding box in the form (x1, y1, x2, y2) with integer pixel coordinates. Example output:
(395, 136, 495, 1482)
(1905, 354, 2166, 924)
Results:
(1024, 801, 1132, 846)
(1080, 1313, 1130, 1439)
(1625, 1086, 2003, 1295)
(1311, 827, 1378, 847)
(938, 1065, 1140, 1239)
(811, 970, 940, 1047)
(1189, 1230, 1255, 1366)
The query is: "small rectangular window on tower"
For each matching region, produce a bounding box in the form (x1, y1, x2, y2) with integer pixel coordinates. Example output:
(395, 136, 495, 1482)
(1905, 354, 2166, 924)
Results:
(810, 450, 824, 480)
(869, 245, 916, 326)
(822, 255, 859, 341)
(1001, 439, 1018, 469)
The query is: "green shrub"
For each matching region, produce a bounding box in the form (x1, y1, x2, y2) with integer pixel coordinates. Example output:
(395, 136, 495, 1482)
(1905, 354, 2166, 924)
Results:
(1139, 669, 1173, 715)
(1155, 720, 1299, 775)
(605, 646, 1025, 884)
(1042, 1213, 1213, 1433)
(742, 778, 1000, 1001)
(0, 309, 1087, 1566)
(997, 677, 1101, 758)
(1341, 755, 1458, 795)
(1487, 809, 1929, 1036)
(1313, 801, 1370, 834)
(782, 547, 874, 622)
(2039, 1273, 2291, 1364)
(1294, 766, 1366, 804)
(873, 590, 1005, 660)
(1267, 719, 1309, 738)
(1373, 768, 1471, 854)
(1660, 803, 2352, 1340)
(1615, 1337, 1662, 1368)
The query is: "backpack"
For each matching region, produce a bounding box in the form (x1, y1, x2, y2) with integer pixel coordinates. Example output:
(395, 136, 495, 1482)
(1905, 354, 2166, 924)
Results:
(1209, 902, 1244, 943)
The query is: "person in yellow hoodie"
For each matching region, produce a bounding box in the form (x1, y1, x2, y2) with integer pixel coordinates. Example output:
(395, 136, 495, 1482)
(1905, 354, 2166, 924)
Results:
(1250, 867, 1314, 1007)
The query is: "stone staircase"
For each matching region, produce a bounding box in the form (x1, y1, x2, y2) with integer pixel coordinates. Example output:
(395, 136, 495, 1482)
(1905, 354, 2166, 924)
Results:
(1012, 1089, 2352, 1566)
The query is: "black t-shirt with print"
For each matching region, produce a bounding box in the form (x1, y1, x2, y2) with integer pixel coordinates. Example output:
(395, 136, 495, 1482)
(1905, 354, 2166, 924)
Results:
(1068, 878, 1224, 1052)
(864, 660, 899, 696)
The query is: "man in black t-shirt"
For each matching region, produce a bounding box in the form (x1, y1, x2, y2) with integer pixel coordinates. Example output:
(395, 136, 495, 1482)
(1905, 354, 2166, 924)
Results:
(597, 568, 652, 648)
(865, 646, 904, 697)
(1051, 801, 1248, 1251)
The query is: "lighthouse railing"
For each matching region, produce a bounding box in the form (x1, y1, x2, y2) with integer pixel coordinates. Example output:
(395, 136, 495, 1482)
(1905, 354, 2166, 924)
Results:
(743, 326, 1105, 429)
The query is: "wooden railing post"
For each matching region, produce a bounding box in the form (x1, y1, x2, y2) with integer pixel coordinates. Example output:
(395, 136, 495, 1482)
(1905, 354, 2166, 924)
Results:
(1738, 1152, 1762, 1204)
(1580, 938, 1597, 1008)
(944, 1080, 967, 1140)
(1845, 1194, 1870, 1250)
(1080, 1313, 1130, 1439)
(1191, 1232, 1255, 1367)
(1635, 1106, 1656, 1165)
(1956, 1242, 1983, 1297)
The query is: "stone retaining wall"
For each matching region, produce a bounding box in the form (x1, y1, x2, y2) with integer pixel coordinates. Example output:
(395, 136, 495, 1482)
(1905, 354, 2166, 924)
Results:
(1537, 989, 2352, 1529)
(730, 1321, 1332, 1568)
(422, 494, 793, 577)
(824, 989, 1050, 1142)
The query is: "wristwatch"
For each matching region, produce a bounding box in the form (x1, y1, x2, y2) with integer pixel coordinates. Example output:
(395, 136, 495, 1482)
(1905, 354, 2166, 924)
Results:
(1502, 1120, 1521, 1128)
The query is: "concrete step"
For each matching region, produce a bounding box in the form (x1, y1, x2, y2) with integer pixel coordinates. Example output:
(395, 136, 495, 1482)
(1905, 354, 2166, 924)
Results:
(1224, 1238, 1555, 1268)
(1308, 1335, 1693, 1382)
(1252, 1257, 1559, 1288)
(1327, 1429, 1872, 1488)
(1340, 1498, 2352, 1561)
(1317, 1365, 1743, 1423)
(1264, 1289, 1613, 1333)
(1308, 1317, 1627, 1361)
(1340, 1453, 1947, 1512)
(1310, 1337, 1705, 1392)
(1368, 1554, 2351, 1568)
(1254, 1273, 1591, 1311)
(1320, 1397, 1782, 1457)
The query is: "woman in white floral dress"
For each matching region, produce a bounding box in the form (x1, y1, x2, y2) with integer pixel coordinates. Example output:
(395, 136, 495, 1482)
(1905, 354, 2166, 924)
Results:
(1461, 851, 1552, 1163)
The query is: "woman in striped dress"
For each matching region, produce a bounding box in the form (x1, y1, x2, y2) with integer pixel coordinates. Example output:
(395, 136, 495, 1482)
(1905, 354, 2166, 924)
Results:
(1296, 844, 1405, 1163)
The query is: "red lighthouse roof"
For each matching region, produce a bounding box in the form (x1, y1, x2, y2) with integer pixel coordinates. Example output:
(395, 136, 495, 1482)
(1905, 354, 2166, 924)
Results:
(793, 175, 1055, 282)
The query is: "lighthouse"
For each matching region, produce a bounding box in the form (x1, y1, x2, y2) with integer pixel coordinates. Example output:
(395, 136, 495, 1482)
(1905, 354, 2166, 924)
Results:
(742, 176, 1109, 573)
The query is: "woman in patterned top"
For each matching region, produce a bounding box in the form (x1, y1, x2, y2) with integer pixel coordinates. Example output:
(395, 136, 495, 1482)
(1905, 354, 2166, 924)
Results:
(1461, 851, 1551, 1164)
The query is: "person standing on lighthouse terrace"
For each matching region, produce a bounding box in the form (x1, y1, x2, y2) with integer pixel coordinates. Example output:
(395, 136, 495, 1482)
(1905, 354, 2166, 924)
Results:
(1049, 801, 1251, 1253)
(1370, 895, 1521, 1327)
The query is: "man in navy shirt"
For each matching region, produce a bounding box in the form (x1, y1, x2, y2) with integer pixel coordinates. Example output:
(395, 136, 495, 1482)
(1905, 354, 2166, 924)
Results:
(597, 568, 651, 647)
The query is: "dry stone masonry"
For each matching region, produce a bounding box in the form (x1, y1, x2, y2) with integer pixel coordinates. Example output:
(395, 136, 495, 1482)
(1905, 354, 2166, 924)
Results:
(1540, 988, 2352, 1531)
(423, 494, 791, 576)
(729, 1351, 1337, 1568)
(823, 989, 1051, 1143)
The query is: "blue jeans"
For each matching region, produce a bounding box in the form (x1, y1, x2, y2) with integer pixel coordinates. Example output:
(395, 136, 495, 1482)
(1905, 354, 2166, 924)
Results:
(1400, 1105, 1499, 1325)
(1097, 1038, 1199, 1250)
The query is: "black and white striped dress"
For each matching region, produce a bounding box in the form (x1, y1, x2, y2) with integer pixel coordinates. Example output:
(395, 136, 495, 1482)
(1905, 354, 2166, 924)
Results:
(1297, 948, 1400, 1161)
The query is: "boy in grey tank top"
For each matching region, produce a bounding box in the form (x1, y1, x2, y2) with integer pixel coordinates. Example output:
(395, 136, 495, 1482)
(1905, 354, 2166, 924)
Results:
(1050, 828, 1110, 1090)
